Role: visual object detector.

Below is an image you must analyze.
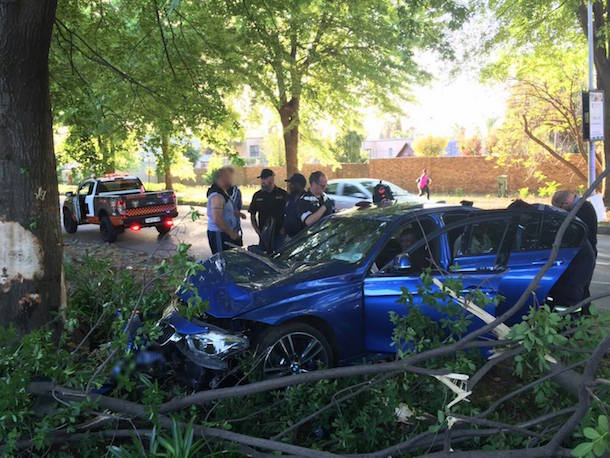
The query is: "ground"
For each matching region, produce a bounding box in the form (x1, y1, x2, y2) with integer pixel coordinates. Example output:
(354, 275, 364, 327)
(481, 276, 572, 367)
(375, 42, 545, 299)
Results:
(62, 203, 610, 310)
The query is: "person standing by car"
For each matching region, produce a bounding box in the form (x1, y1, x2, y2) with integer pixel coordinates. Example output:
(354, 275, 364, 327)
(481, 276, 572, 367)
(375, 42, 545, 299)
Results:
(416, 169, 431, 200)
(298, 171, 335, 227)
(228, 184, 246, 247)
(249, 168, 288, 253)
(552, 190, 598, 254)
(283, 173, 307, 238)
(206, 167, 240, 254)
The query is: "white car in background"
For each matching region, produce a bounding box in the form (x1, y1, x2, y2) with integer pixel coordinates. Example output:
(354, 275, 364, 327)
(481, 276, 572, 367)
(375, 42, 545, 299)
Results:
(326, 178, 425, 210)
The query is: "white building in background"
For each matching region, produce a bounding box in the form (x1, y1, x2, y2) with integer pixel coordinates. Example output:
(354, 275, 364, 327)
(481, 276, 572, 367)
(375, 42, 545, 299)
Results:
(362, 138, 414, 159)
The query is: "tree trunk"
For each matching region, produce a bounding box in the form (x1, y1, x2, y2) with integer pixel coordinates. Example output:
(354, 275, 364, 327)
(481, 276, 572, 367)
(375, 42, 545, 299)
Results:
(279, 97, 299, 177)
(0, 0, 64, 335)
(161, 132, 173, 190)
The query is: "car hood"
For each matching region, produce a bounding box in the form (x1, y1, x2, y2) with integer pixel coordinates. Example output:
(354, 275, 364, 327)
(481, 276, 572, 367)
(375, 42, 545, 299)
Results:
(179, 251, 357, 318)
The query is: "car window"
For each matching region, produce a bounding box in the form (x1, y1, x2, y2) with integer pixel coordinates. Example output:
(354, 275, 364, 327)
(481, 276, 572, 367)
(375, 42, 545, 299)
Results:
(512, 213, 542, 252)
(373, 216, 441, 272)
(453, 219, 509, 259)
(343, 184, 367, 198)
(539, 214, 585, 249)
(326, 182, 339, 195)
(79, 181, 94, 195)
(97, 178, 142, 194)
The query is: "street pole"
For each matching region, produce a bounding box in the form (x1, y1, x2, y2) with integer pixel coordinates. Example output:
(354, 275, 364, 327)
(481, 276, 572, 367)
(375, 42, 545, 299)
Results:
(588, 0, 596, 188)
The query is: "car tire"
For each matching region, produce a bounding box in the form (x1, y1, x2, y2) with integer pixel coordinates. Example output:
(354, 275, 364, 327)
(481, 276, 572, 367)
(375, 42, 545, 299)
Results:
(100, 215, 118, 243)
(63, 208, 78, 233)
(156, 223, 171, 235)
(256, 322, 334, 378)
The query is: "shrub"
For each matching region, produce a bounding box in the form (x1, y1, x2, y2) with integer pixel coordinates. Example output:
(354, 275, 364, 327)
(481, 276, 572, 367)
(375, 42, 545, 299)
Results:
(413, 136, 449, 157)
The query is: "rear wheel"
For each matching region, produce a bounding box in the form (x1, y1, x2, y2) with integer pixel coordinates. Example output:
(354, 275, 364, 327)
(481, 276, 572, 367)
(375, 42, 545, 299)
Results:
(63, 208, 78, 233)
(257, 322, 334, 378)
(100, 215, 118, 243)
(156, 223, 171, 235)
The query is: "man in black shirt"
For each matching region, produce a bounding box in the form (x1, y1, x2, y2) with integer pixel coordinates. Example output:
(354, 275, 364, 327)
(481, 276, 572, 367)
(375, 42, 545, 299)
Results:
(552, 191, 598, 254)
(249, 168, 287, 253)
(283, 173, 307, 238)
(552, 190, 599, 312)
(297, 171, 335, 227)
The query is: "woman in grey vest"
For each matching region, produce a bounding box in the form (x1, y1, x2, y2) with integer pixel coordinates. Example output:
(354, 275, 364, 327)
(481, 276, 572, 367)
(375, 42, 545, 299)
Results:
(206, 167, 240, 254)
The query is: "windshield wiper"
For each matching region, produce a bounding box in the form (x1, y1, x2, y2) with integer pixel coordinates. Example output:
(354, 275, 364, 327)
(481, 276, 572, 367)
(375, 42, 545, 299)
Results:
(225, 242, 287, 274)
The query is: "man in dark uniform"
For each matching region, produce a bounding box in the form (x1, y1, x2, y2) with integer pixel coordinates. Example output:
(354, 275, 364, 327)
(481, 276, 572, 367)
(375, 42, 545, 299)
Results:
(283, 173, 307, 238)
(552, 190, 598, 254)
(249, 168, 287, 253)
(297, 171, 335, 227)
(552, 190, 599, 312)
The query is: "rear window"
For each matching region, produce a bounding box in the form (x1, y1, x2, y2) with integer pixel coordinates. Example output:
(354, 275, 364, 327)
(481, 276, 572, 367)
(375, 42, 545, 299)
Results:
(97, 179, 142, 193)
(539, 214, 585, 249)
(326, 183, 339, 195)
(455, 220, 509, 258)
(512, 213, 542, 252)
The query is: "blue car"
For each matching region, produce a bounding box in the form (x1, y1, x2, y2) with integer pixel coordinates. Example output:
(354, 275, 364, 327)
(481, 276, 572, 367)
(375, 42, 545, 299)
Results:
(160, 203, 589, 382)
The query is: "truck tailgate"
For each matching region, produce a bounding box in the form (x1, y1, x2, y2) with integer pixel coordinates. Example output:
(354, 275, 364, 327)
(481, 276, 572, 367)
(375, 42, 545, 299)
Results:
(123, 191, 177, 217)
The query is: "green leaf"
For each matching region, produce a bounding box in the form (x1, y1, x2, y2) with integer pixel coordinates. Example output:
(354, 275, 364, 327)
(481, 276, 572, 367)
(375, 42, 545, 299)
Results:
(584, 427, 601, 440)
(572, 441, 594, 457)
(598, 415, 608, 432)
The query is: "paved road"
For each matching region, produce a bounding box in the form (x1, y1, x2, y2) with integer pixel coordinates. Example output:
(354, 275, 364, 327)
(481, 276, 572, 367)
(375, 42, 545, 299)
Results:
(62, 204, 610, 309)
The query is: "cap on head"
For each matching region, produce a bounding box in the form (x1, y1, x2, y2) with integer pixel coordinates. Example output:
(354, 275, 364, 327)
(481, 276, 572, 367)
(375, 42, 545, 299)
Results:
(257, 168, 274, 179)
(285, 173, 306, 188)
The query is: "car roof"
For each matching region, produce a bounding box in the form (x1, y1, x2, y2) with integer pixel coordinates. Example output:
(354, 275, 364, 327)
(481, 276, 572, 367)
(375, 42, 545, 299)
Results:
(328, 178, 387, 183)
(336, 201, 568, 223)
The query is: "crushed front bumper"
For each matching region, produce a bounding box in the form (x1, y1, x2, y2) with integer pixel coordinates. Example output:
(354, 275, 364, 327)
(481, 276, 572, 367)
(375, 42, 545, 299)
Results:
(159, 311, 249, 371)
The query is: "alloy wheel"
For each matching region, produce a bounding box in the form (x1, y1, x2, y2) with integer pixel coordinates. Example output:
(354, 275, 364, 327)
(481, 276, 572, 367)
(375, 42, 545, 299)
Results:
(262, 332, 330, 378)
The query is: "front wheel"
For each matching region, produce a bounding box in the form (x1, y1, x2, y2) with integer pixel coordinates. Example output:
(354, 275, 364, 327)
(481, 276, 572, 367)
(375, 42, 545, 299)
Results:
(256, 322, 334, 378)
(100, 215, 118, 243)
(63, 208, 78, 233)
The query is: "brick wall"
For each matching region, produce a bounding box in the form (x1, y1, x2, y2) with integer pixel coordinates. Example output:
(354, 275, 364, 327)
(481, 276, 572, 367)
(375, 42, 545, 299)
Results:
(190, 156, 588, 194)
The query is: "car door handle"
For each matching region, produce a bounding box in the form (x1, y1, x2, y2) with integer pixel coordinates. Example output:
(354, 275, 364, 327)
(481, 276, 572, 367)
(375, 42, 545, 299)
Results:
(460, 286, 495, 295)
(531, 259, 564, 266)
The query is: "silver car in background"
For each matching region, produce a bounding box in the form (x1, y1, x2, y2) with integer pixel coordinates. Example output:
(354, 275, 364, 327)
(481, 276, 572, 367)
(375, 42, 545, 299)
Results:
(326, 178, 425, 210)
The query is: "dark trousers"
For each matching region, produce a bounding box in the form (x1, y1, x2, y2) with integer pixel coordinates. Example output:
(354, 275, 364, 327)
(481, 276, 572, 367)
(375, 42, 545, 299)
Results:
(208, 231, 240, 254)
(419, 185, 430, 200)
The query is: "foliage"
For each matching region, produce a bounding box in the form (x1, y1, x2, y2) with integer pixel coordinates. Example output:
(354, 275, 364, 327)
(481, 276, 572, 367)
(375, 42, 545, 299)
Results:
(332, 130, 366, 163)
(2, 250, 610, 455)
(413, 135, 449, 157)
(572, 415, 610, 458)
(461, 134, 483, 156)
(177, 0, 468, 169)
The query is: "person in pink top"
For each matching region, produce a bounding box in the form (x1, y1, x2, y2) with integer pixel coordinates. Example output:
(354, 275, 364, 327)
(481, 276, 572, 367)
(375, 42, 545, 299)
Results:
(416, 169, 431, 200)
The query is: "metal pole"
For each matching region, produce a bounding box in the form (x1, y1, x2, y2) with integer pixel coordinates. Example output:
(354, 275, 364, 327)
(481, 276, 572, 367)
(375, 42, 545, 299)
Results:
(588, 0, 596, 188)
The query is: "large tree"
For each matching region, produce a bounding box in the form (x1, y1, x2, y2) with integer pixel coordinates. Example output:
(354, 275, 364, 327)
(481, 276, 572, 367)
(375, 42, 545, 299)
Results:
(0, 1, 64, 334)
(183, 0, 468, 176)
(488, 0, 610, 198)
(52, 0, 232, 188)
(490, 46, 597, 183)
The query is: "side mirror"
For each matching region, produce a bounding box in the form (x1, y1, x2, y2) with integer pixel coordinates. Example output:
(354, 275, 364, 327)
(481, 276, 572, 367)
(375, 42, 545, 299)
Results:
(65, 191, 74, 197)
(393, 253, 411, 270)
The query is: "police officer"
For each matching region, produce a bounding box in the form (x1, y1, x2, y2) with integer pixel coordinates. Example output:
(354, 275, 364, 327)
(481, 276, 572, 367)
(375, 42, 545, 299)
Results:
(297, 171, 335, 227)
(249, 168, 287, 253)
(283, 173, 307, 238)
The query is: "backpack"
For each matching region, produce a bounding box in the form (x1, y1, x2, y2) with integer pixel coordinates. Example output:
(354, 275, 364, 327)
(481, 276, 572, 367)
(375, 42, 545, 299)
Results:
(372, 182, 394, 204)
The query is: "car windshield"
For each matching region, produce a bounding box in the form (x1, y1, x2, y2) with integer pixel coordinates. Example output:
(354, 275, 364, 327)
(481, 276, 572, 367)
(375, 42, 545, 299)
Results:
(274, 217, 388, 264)
(362, 180, 409, 196)
(97, 179, 142, 193)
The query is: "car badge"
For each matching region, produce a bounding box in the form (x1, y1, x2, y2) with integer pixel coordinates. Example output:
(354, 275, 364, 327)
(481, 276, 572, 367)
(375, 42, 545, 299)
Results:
(132, 200, 139, 207)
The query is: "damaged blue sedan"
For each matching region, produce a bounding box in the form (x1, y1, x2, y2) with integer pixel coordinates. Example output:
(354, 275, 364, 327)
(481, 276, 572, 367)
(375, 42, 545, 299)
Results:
(157, 203, 591, 386)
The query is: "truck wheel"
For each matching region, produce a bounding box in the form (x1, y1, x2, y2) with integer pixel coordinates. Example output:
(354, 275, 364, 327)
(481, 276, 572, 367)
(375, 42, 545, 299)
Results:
(156, 223, 171, 235)
(63, 208, 78, 234)
(256, 322, 334, 379)
(100, 215, 118, 243)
